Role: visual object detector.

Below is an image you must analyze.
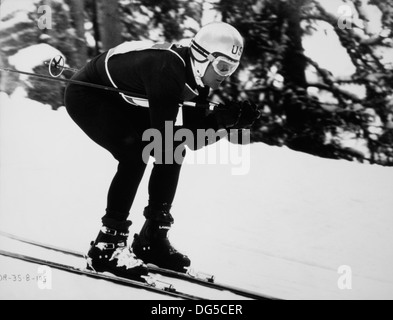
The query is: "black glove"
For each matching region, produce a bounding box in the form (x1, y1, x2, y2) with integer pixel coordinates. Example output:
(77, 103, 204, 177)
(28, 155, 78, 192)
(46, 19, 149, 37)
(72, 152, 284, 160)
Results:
(214, 100, 260, 130)
(233, 100, 261, 129)
(214, 101, 241, 129)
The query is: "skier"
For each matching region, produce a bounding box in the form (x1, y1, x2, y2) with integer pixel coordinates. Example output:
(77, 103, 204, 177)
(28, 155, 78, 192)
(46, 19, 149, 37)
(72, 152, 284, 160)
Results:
(64, 22, 260, 280)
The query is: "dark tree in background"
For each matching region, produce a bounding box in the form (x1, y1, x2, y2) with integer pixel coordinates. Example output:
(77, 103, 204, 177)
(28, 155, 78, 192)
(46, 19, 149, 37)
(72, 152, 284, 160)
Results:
(66, 0, 88, 66)
(1, 0, 392, 165)
(215, 0, 330, 152)
(215, 0, 393, 165)
(118, 0, 203, 42)
(96, 0, 122, 50)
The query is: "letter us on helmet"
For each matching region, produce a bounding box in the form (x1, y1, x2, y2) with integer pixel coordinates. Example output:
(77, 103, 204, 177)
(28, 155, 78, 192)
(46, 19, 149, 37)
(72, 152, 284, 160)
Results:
(232, 45, 243, 56)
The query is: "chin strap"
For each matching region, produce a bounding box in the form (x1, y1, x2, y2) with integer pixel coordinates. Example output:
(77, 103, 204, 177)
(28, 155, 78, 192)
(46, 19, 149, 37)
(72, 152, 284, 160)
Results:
(190, 56, 206, 88)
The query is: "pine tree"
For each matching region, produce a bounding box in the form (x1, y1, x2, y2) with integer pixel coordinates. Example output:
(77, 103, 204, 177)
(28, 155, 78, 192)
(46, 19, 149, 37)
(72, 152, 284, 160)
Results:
(96, 0, 122, 50)
(215, 0, 393, 165)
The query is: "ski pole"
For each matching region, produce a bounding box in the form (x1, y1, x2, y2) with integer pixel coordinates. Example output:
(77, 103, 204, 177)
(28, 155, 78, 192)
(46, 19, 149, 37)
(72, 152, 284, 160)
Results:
(44, 56, 219, 111)
(46, 55, 81, 77)
(44, 55, 219, 111)
(0, 66, 138, 95)
(0, 66, 218, 111)
(44, 58, 79, 76)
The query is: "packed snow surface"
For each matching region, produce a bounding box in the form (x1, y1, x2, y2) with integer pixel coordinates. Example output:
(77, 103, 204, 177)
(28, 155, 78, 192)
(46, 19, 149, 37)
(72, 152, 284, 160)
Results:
(1, 91, 393, 300)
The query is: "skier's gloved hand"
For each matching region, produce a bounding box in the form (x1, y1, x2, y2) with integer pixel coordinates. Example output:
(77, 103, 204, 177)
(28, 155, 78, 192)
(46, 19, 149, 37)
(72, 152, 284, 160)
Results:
(214, 101, 241, 129)
(214, 100, 261, 130)
(232, 100, 261, 129)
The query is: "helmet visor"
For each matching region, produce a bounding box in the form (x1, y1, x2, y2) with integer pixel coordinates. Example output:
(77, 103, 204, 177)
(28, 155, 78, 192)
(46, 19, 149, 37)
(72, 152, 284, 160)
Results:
(211, 56, 239, 77)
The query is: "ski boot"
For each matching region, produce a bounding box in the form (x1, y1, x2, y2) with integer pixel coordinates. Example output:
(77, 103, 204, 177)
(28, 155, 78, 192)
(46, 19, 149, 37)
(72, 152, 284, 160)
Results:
(132, 204, 191, 273)
(86, 219, 148, 281)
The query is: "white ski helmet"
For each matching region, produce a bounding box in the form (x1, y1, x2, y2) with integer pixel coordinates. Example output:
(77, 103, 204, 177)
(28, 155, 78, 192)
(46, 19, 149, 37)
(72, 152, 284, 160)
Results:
(190, 22, 244, 82)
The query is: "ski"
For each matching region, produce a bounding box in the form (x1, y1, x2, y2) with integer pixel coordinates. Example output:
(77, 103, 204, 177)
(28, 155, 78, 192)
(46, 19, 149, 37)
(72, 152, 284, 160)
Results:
(0, 230, 278, 300)
(0, 230, 84, 258)
(0, 249, 204, 300)
(147, 265, 276, 300)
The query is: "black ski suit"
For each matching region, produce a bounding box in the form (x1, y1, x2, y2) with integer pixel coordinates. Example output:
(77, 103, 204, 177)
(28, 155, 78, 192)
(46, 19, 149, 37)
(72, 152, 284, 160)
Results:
(64, 41, 220, 223)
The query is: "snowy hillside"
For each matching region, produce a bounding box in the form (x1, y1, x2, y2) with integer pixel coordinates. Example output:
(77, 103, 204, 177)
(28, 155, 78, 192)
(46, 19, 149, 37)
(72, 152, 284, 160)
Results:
(1, 90, 393, 300)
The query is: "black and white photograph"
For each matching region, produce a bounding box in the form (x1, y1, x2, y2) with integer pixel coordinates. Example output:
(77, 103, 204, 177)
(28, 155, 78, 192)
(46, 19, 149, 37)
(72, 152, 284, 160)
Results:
(1, 0, 393, 303)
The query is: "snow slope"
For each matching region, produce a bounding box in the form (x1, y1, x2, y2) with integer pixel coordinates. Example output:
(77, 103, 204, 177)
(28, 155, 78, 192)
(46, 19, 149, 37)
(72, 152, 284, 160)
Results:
(1, 91, 393, 300)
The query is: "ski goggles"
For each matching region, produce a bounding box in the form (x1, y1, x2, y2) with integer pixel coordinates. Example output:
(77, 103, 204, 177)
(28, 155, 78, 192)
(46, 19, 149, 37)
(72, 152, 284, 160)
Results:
(190, 40, 240, 77)
(210, 55, 240, 77)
